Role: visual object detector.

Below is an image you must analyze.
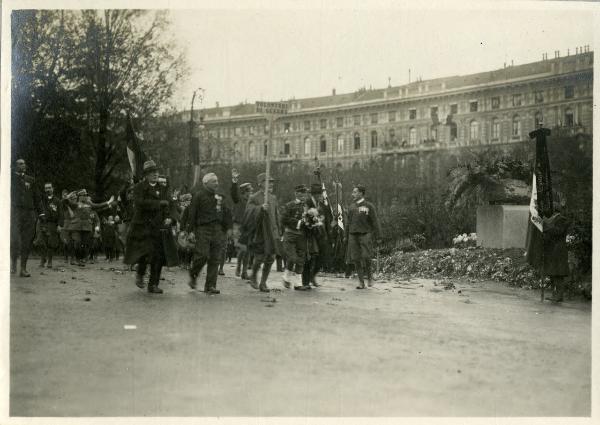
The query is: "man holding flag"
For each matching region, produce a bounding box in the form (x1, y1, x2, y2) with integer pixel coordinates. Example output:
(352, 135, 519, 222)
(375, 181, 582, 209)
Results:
(526, 124, 570, 303)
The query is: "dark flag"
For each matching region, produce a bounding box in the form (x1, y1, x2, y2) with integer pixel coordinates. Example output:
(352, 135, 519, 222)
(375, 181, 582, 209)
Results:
(126, 112, 147, 183)
(525, 126, 553, 301)
(530, 127, 553, 224)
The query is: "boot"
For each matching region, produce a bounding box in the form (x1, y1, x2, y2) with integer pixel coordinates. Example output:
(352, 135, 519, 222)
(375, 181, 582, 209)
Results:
(355, 263, 365, 289)
(294, 272, 311, 290)
(548, 278, 565, 302)
(148, 285, 163, 294)
(365, 263, 373, 287)
(20, 259, 31, 277)
(46, 255, 53, 269)
(135, 274, 145, 288)
(10, 258, 17, 275)
(235, 257, 242, 277)
(249, 262, 261, 289)
(188, 273, 198, 289)
(276, 256, 284, 272)
(259, 263, 271, 292)
(39, 257, 46, 268)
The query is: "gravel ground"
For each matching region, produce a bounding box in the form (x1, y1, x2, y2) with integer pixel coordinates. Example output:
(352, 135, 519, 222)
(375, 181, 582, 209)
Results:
(9, 259, 591, 417)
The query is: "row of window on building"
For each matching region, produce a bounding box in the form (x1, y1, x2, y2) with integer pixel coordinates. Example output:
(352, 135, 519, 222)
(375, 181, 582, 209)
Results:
(227, 106, 579, 160)
(210, 85, 583, 139)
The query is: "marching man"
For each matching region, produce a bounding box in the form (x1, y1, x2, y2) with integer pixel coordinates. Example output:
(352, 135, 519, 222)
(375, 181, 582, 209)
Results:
(345, 184, 381, 289)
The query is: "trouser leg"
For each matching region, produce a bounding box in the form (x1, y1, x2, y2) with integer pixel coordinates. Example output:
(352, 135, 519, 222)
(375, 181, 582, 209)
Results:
(20, 213, 36, 272)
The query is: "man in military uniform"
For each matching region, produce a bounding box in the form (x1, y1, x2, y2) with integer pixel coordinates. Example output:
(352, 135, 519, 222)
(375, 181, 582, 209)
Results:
(124, 160, 178, 294)
(280, 184, 310, 290)
(11, 159, 42, 277)
(345, 184, 381, 289)
(38, 182, 63, 269)
(186, 172, 233, 295)
(243, 172, 282, 292)
(302, 183, 333, 287)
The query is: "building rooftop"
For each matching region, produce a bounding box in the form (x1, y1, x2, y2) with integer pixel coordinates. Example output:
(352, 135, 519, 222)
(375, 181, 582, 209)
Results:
(194, 50, 593, 121)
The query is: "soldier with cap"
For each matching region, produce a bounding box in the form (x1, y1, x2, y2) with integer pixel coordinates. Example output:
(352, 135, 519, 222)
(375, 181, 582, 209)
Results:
(242, 172, 282, 292)
(280, 184, 311, 290)
(64, 189, 112, 266)
(186, 172, 233, 295)
(345, 184, 381, 289)
(11, 159, 42, 276)
(38, 182, 63, 269)
(124, 160, 179, 294)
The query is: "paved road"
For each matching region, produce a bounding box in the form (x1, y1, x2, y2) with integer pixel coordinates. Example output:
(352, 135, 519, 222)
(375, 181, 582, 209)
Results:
(10, 259, 591, 417)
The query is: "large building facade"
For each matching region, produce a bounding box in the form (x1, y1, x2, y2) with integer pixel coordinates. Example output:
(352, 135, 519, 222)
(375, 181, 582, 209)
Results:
(186, 48, 593, 170)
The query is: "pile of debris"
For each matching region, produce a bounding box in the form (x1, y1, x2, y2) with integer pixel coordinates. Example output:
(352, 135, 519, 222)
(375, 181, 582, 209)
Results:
(379, 247, 540, 288)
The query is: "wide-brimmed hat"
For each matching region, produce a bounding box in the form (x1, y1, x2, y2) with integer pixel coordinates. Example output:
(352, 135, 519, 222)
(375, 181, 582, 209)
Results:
(309, 183, 322, 194)
(256, 173, 275, 183)
(143, 160, 158, 174)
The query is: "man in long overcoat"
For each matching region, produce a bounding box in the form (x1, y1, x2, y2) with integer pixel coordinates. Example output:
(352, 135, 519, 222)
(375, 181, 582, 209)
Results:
(242, 173, 282, 292)
(124, 160, 179, 294)
(11, 159, 42, 277)
(525, 193, 570, 302)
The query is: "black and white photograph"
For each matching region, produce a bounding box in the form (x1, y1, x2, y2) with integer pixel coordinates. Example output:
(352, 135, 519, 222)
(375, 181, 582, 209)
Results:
(1, 0, 597, 422)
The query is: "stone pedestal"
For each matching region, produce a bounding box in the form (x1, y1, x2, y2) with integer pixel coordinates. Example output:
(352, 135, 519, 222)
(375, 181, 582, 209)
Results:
(476, 205, 529, 249)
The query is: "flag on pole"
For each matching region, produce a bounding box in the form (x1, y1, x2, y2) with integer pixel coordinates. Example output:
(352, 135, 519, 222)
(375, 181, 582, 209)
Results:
(528, 127, 553, 232)
(529, 174, 543, 232)
(125, 112, 147, 183)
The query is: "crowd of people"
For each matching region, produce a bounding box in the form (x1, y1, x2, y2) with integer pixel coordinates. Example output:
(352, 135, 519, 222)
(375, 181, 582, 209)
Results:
(11, 154, 573, 303)
(10, 158, 382, 295)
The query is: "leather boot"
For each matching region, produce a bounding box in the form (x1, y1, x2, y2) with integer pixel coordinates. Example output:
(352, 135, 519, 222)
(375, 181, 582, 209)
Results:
(135, 274, 145, 288)
(249, 262, 261, 289)
(355, 263, 365, 289)
(259, 263, 271, 292)
(20, 259, 31, 277)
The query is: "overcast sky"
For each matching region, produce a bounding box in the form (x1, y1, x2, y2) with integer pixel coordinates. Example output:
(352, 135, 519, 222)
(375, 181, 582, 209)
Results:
(169, 4, 594, 111)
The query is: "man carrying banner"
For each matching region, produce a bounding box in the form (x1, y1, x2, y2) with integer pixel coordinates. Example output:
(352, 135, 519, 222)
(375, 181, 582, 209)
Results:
(526, 124, 570, 303)
(243, 172, 282, 292)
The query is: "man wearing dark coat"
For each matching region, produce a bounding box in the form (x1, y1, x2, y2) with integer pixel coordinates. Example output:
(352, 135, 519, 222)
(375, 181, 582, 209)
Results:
(525, 192, 570, 302)
(11, 159, 42, 277)
(242, 173, 282, 292)
(280, 184, 310, 290)
(345, 184, 381, 289)
(302, 183, 334, 287)
(124, 160, 178, 294)
(186, 173, 233, 295)
(38, 182, 63, 269)
(186, 172, 233, 294)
